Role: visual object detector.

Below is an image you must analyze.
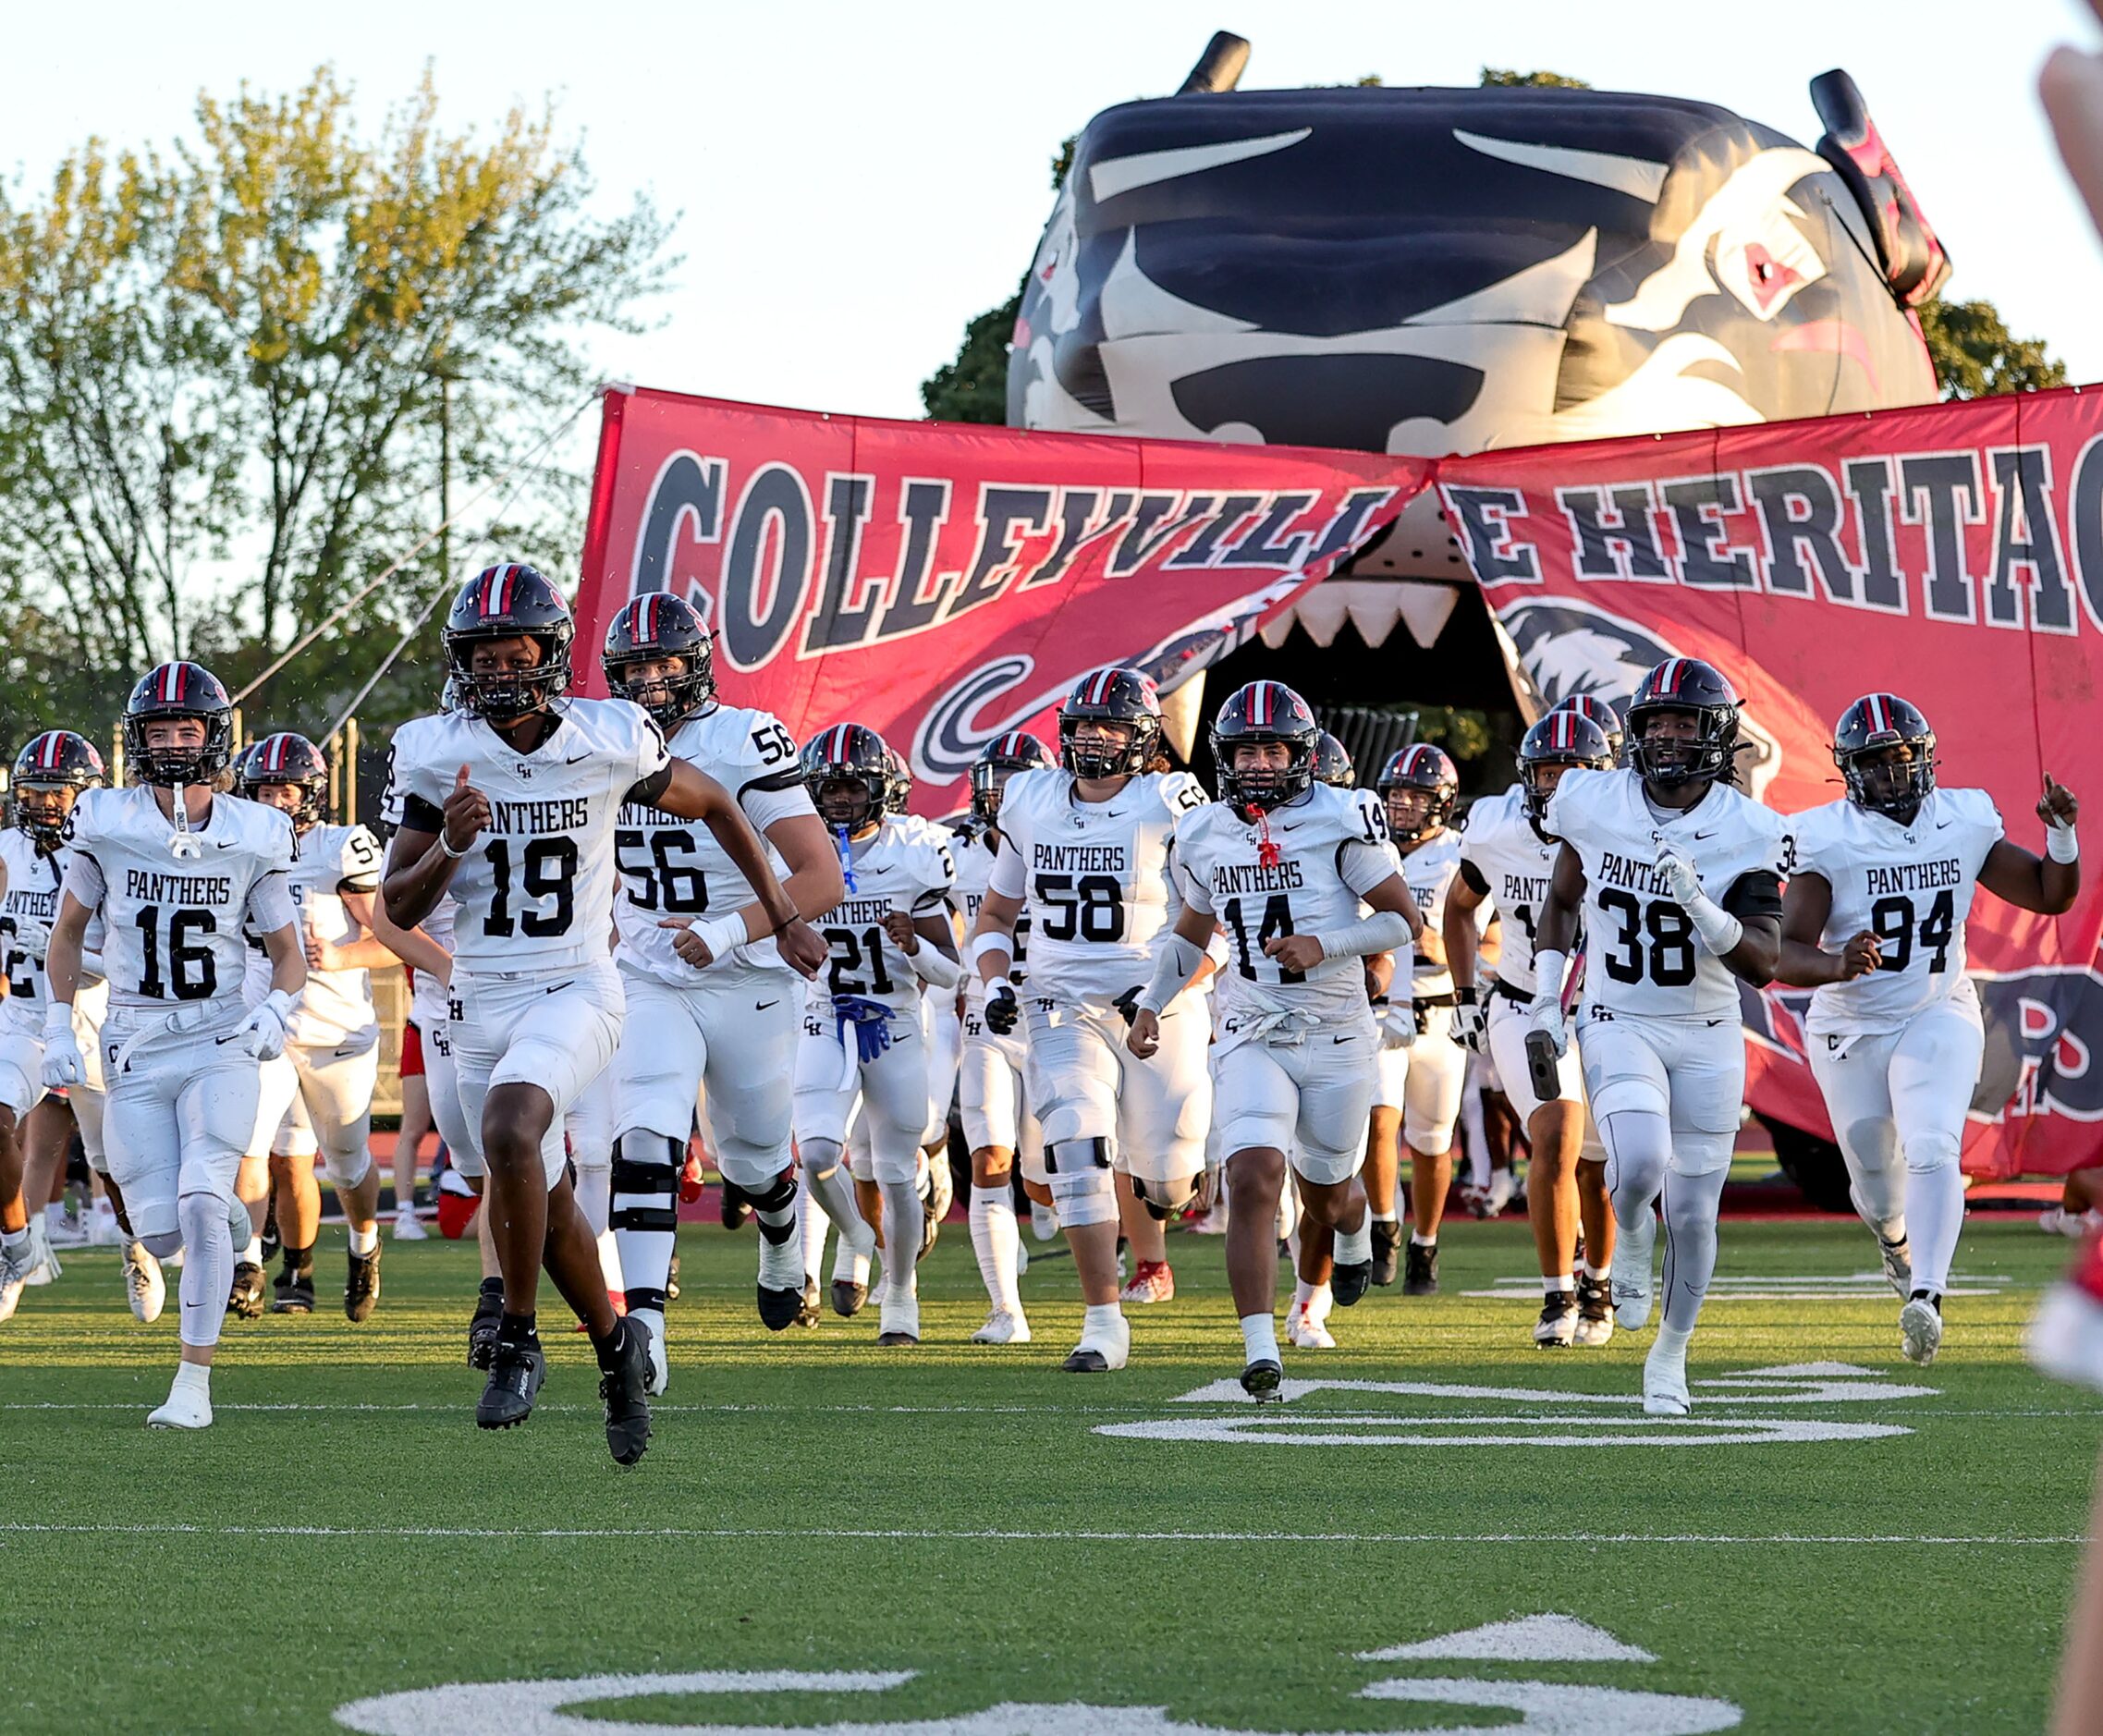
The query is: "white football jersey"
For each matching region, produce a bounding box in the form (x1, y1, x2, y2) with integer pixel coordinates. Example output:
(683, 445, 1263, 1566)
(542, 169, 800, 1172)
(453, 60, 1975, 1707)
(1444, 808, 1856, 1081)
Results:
(950, 823, 1031, 1003)
(1456, 789, 1560, 996)
(380, 716, 459, 1025)
(987, 767, 1208, 1002)
(282, 821, 385, 1047)
(806, 817, 956, 1014)
(1791, 787, 2003, 1035)
(64, 785, 295, 1017)
(1174, 782, 1401, 1022)
(612, 702, 814, 984)
(1547, 767, 1791, 1021)
(387, 698, 670, 973)
(0, 827, 70, 1032)
(1399, 827, 1467, 998)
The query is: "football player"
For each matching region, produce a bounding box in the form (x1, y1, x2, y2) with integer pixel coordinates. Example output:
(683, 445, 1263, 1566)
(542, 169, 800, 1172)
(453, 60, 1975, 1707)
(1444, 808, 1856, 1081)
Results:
(41, 663, 308, 1428)
(1555, 693, 1626, 763)
(952, 730, 1055, 1344)
(792, 724, 958, 1346)
(1531, 657, 1790, 1415)
(0, 731, 106, 1320)
(1780, 693, 2078, 1363)
(1369, 744, 1468, 1294)
(1129, 681, 1419, 1399)
(1446, 707, 1620, 1348)
(383, 564, 819, 1462)
(600, 593, 845, 1386)
(968, 667, 1215, 1374)
(238, 732, 448, 1322)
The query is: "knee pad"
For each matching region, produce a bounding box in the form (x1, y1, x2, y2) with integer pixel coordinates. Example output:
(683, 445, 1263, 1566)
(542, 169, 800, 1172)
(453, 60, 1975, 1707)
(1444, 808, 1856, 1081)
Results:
(141, 1229, 183, 1261)
(329, 1144, 373, 1192)
(1904, 1129, 1962, 1175)
(800, 1138, 845, 1181)
(1131, 1171, 1199, 1221)
(178, 1189, 230, 1241)
(716, 1138, 791, 1198)
(610, 1131, 680, 1235)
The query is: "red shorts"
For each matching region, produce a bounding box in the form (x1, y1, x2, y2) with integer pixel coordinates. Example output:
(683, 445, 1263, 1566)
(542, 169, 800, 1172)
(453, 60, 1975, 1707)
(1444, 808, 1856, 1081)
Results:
(399, 1020, 426, 1080)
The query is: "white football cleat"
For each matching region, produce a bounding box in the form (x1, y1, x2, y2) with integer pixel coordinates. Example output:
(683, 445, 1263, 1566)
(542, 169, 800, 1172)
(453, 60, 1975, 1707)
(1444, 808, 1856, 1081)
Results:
(147, 1374, 213, 1430)
(1900, 1295, 1943, 1365)
(43, 1210, 89, 1249)
(393, 1209, 429, 1242)
(1534, 1290, 1579, 1348)
(124, 1241, 166, 1324)
(1063, 1311, 1131, 1373)
(1642, 1343, 1692, 1417)
(971, 1308, 1031, 1345)
(0, 1239, 32, 1324)
(24, 1217, 60, 1284)
(1285, 1305, 1336, 1351)
(1614, 1212, 1657, 1330)
(636, 1309, 669, 1397)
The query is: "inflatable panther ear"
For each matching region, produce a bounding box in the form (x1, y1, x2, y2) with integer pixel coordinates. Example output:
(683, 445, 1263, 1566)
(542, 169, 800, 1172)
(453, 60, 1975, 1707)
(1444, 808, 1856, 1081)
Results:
(1811, 68, 1952, 307)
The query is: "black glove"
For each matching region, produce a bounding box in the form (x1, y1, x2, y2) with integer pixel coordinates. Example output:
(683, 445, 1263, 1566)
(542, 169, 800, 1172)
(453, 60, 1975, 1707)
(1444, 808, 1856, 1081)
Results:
(1112, 985, 1143, 1027)
(984, 982, 1021, 1035)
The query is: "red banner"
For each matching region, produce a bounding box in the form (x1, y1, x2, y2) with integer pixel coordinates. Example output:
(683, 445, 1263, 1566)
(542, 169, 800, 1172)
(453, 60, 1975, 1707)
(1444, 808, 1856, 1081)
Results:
(1436, 386, 2103, 1178)
(576, 385, 1423, 801)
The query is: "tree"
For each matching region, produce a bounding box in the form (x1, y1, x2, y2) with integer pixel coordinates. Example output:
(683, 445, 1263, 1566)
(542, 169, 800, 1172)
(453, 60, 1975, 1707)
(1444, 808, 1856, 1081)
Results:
(1917, 298, 2068, 399)
(0, 67, 674, 740)
(1479, 68, 1592, 89)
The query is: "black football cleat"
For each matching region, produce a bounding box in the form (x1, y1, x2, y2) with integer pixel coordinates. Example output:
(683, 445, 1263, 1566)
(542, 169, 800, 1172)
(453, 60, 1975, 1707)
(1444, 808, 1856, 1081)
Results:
(757, 1282, 806, 1332)
(597, 1316, 654, 1465)
(1402, 1241, 1440, 1296)
(270, 1268, 315, 1314)
(830, 1278, 869, 1317)
(1332, 1259, 1374, 1309)
(477, 1336, 544, 1430)
(344, 1246, 382, 1323)
(718, 1181, 752, 1232)
(226, 1262, 267, 1321)
(468, 1290, 503, 1370)
(1062, 1347, 1112, 1372)
(1370, 1217, 1401, 1287)
(260, 1199, 280, 1266)
(1240, 1358, 1285, 1403)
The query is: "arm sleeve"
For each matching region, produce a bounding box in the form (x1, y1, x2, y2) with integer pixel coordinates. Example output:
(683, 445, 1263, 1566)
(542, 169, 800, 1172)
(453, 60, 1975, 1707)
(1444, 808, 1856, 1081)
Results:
(1722, 869, 1783, 925)
(625, 763, 674, 808)
(247, 870, 297, 935)
(62, 851, 105, 910)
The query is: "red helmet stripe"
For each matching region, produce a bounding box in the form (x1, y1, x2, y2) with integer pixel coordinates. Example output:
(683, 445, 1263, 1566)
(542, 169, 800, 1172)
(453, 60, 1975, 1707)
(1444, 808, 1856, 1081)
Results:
(1870, 693, 1890, 736)
(40, 733, 60, 770)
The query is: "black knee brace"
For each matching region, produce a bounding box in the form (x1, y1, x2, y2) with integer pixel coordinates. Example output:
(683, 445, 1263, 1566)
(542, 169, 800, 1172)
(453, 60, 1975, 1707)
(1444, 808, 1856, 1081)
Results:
(609, 1133, 680, 1235)
(747, 1170, 800, 1244)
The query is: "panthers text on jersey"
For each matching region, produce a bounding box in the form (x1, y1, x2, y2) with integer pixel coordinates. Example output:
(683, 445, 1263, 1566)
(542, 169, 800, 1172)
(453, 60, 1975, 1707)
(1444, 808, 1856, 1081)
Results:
(1400, 828, 1466, 999)
(1547, 767, 1791, 1021)
(1173, 781, 1402, 1024)
(612, 703, 813, 984)
(0, 828, 69, 1028)
(62, 786, 296, 1016)
(986, 766, 1208, 1003)
(282, 821, 385, 1048)
(807, 817, 956, 1014)
(1455, 787, 1560, 996)
(388, 698, 671, 973)
(949, 824, 1030, 1005)
(1791, 787, 2003, 1035)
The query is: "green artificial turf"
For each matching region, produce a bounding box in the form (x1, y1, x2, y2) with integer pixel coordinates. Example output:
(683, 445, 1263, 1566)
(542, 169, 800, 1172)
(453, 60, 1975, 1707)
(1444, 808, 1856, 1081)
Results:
(0, 1216, 2096, 1733)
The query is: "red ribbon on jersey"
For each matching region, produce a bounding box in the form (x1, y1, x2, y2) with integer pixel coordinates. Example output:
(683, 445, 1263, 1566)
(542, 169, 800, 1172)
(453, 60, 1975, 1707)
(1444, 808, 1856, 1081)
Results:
(1435, 386, 2103, 1178)
(574, 384, 1423, 803)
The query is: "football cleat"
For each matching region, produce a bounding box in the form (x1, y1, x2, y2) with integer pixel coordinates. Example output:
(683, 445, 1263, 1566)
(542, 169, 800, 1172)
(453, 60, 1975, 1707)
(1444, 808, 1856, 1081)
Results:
(392, 1209, 429, 1242)
(271, 1268, 316, 1315)
(1402, 1241, 1439, 1296)
(0, 1239, 31, 1324)
(1573, 1273, 1615, 1347)
(477, 1336, 545, 1430)
(665, 1251, 682, 1302)
(1616, 1210, 1658, 1329)
(1284, 1303, 1335, 1351)
(344, 1246, 382, 1323)
(876, 1292, 921, 1347)
(756, 1229, 808, 1331)
(24, 1217, 59, 1284)
(1613, 1273, 1655, 1333)
(124, 1241, 166, 1324)
(597, 1316, 654, 1465)
(796, 1278, 822, 1329)
(718, 1179, 752, 1232)
(971, 1308, 1032, 1345)
(1879, 1235, 1913, 1297)
(260, 1198, 279, 1265)
(147, 1376, 213, 1431)
(1119, 1259, 1175, 1305)
(1029, 1200, 1058, 1241)
(1332, 1259, 1374, 1308)
(1062, 1312, 1131, 1374)
(1240, 1358, 1285, 1403)
(226, 1262, 267, 1321)
(635, 1310, 670, 1397)
(44, 1210, 89, 1249)
(831, 1278, 869, 1317)
(467, 1289, 503, 1371)
(1642, 1342, 1692, 1417)
(1901, 1292, 1943, 1365)
(1534, 1289, 1579, 1348)
(1369, 1217, 1400, 1287)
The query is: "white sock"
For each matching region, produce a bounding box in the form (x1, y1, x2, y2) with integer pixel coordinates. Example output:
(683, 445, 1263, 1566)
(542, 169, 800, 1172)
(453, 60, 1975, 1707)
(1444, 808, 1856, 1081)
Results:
(171, 1361, 212, 1399)
(1303, 1281, 1333, 1324)
(348, 1224, 379, 1257)
(1652, 1321, 1692, 1363)
(969, 1185, 1022, 1314)
(595, 1226, 624, 1294)
(1291, 1278, 1315, 1313)
(806, 1164, 871, 1251)
(239, 1235, 263, 1265)
(1583, 1257, 1611, 1281)
(1241, 1312, 1279, 1364)
(1082, 1302, 1123, 1342)
(176, 1192, 233, 1350)
(1335, 1214, 1373, 1267)
(878, 1179, 922, 1300)
(1371, 1211, 1398, 1226)
(797, 1183, 830, 1284)
(1545, 1274, 1574, 1294)
(1410, 1230, 1437, 1250)
(1908, 1159, 1965, 1295)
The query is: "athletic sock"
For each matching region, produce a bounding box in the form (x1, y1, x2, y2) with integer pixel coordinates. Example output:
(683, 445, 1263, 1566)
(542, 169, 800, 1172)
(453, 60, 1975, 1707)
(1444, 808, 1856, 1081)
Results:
(1082, 1302, 1123, 1342)
(348, 1224, 378, 1258)
(1291, 1278, 1315, 1314)
(806, 1164, 871, 1251)
(498, 1310, 537, 1348)
(1335, 1215, 1372, 1267)
(281, 1243, 313, 1280)
(1545, 1274, 1574, 1295)
(1652, 1321, 1693, 1363)
(239, 1235, 263, 1265)
(969, 1184, 1022, 1314)
(1, 1227, 27, 1257)
(1302, 1281, 1333, 1326)
(1583, 1257, 1611, 1282)
(171, 1361, 211, 1400)
(1409, 1230, 1437, 1250)
(1241, 1312, 1279, 1365)
(1908, 1160, 1966, 1295)
(797, 1182, 830, 1286)
(1371, 1211, 1399, 1226)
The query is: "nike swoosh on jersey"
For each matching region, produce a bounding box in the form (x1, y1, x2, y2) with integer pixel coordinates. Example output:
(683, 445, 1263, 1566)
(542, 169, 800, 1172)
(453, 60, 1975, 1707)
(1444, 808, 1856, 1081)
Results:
(1692, 829, 1718, 839)
(543, 980, 575, 996)
(755, 999, 779, 1011)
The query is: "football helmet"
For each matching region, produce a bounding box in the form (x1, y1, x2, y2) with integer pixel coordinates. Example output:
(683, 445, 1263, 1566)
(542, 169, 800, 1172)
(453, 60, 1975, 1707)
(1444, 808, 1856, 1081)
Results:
(1518, 709, 1616, 822)
(1059, 667, 1162, 779)
(1312, 730, 1355, 789)
(236, 732, 330, 831)
(1211, 680, 1319, 814)
(602, 592, 714, 726)
(1833, 692, 1936, 815)
(1551, 691, 1625, 763)
(970, 731, 1054, 826)
(443, 563, 574, 722)
(801, 724, 896, 833)
(1626, 657, 1740, 789)
(1376, 743, 1459, 840)
(11, 731, 105, 848)
(123, 662, 236, 787)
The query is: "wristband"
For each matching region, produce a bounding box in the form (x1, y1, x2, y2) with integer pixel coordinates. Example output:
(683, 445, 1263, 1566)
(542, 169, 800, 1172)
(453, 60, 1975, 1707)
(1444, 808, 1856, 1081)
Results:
(1681, 893, 1743, 956)
(2049, 821, 2080, 864)
(42, 999, 74, 1037)
(1534, 949, 1570, 1002)
(970, 930, 1014, 968)
(984, 973, 1015, 999)
(438, 830, 470, 861)
(908, 943, 963, 990)
(689, 911, 751, 962)
(1457, 984, 1478, 1005)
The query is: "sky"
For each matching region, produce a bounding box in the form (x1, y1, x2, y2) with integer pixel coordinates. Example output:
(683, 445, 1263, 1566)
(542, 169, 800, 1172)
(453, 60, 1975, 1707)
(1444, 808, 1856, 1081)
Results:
(6, 0, 2100, 434)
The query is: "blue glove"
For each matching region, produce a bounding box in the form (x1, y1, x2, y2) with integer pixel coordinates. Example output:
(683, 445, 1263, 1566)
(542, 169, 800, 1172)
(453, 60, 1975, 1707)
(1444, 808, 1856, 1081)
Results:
(833, 994, 896, 1066)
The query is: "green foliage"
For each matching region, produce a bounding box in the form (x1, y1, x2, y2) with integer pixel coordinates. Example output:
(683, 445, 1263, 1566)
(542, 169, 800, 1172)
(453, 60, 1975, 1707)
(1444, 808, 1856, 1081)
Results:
(1917, 297, 2068, 400)
(1479, 67, 1593, 89)
(0, 66, 673, 743)
(919, 295, 1019, 425)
